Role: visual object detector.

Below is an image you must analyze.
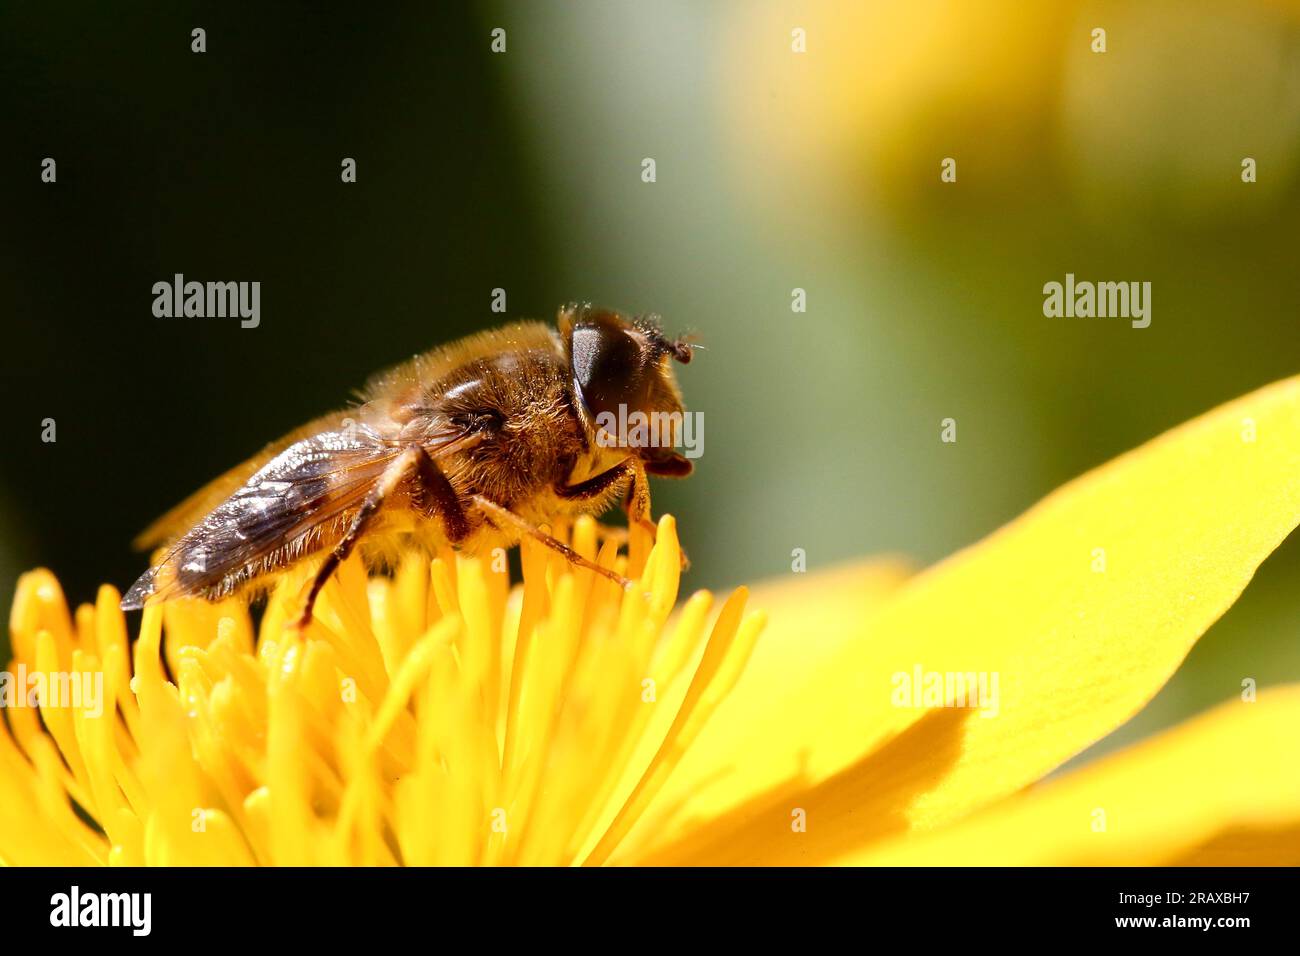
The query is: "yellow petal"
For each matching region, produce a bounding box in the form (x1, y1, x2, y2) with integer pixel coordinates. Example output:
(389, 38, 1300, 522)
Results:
(840, 686, 1300, 865)
(637, 375, 1300, 864)
(613, 558, 911, 861)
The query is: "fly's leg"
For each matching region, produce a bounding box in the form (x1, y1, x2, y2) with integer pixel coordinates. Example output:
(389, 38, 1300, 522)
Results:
(620, 459, 658, 539)
(293, 446, 467, 629)
(555, 456, 656, 536)
(411, 446, 471, 542)
(471, 494, 633, 590)
(555, 458, 688, 568)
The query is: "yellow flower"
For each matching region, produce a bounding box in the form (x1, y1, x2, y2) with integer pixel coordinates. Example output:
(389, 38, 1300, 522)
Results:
(3, 517, 763, 866)
(5, 376, 1300, 866)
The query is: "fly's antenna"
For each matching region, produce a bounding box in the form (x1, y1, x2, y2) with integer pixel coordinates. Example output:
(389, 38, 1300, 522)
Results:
(670, 331, 704, 364)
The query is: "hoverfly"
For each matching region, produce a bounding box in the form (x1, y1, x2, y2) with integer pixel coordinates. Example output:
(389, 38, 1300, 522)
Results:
(121, 304, 696, 627)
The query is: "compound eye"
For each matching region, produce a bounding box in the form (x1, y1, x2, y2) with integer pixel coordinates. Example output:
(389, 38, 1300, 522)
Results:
(570, 315, 650, 420)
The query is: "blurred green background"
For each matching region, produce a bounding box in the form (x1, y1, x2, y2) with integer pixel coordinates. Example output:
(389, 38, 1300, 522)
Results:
(2, 0, 1299, 767)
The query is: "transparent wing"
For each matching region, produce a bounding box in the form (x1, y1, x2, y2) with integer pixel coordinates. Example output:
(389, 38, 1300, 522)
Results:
(132, 410, 354, 551)
(121, 423, 475, 608)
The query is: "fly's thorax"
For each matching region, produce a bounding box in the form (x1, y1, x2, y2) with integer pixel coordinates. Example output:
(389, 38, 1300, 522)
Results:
(437, 391, 585, 507)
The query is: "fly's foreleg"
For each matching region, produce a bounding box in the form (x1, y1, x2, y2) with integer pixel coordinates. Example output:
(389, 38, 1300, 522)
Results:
(554, 457, 686, 567)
